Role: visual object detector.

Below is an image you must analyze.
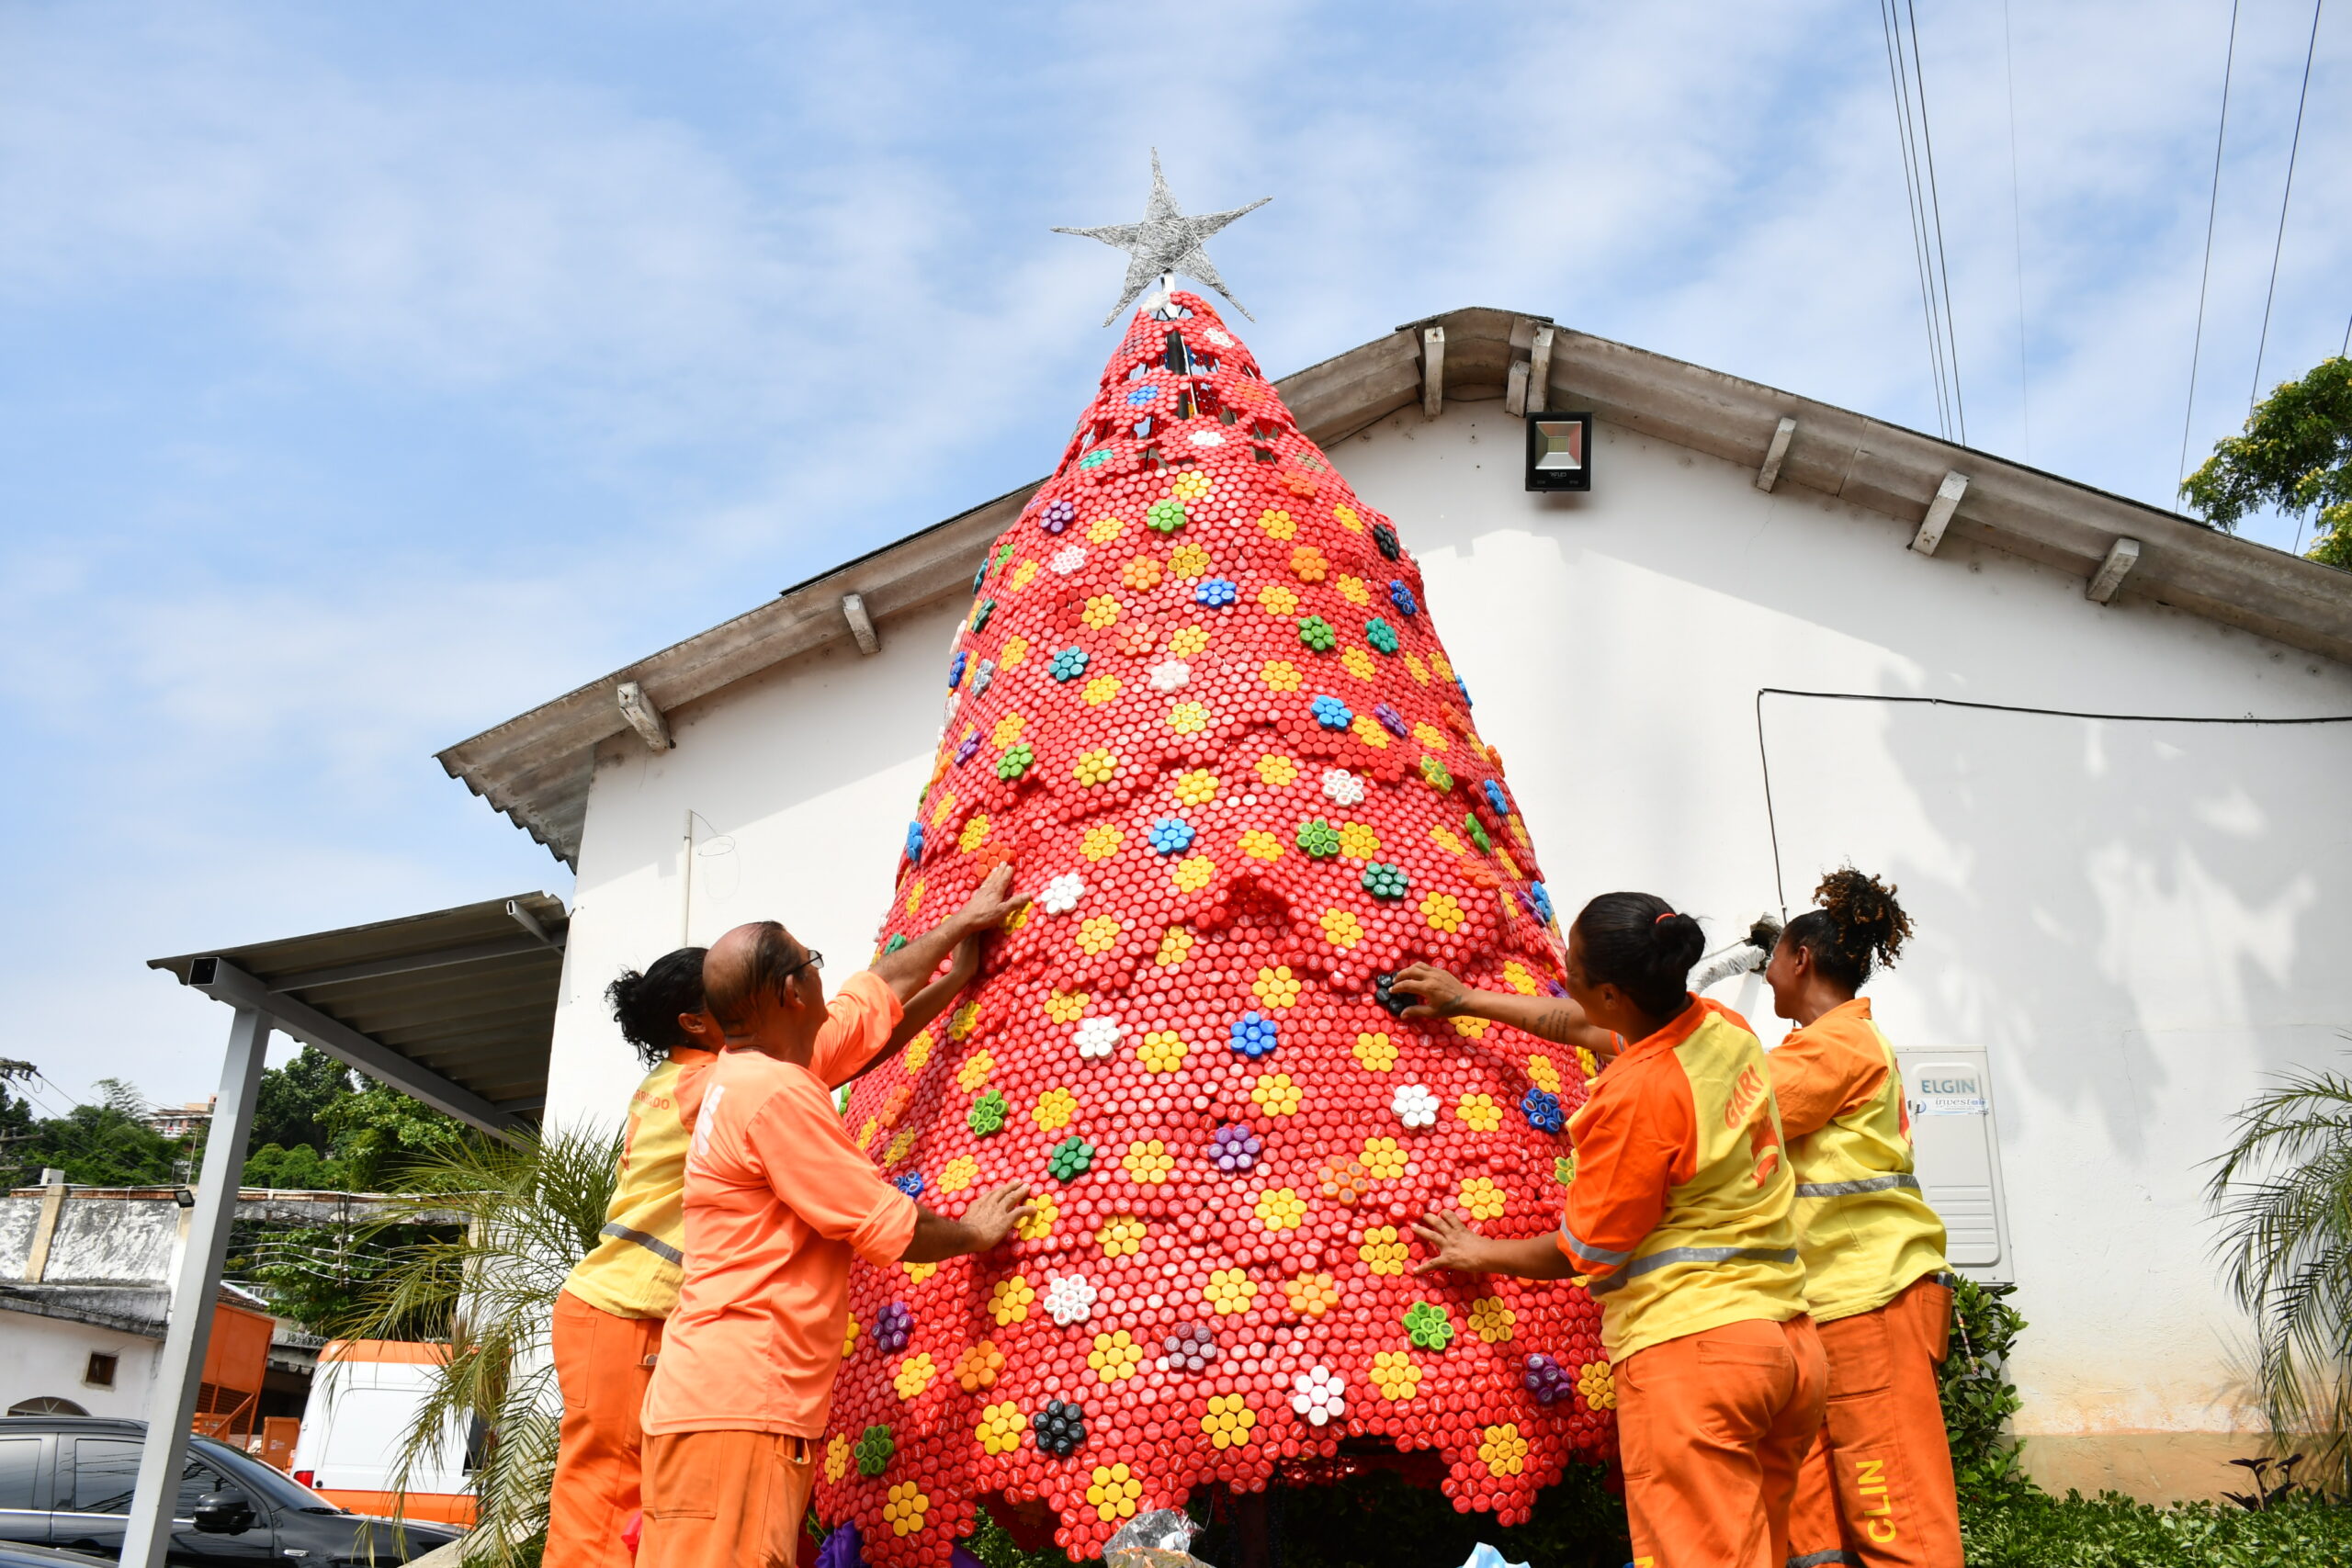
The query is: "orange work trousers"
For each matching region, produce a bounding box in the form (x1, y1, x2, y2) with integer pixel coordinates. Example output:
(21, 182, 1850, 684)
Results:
(1788, 1276, 1963, 1567)
(1615, 1314, 1827, 1568)
(639, 1429, 816, 1568)
(547, 1289, 663, 1568)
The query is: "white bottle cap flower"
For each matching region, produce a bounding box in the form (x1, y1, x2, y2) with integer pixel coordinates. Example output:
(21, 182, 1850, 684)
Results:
(1392, 1083, 1439, 1129)
(1049, 546, 1088, 575)
(1040, 873, 1085, 914)
(1074, 1017, 1125, 1059)
(1321, 769, 1366, 806)
(1045, 1274, 1099, 1325)
(1290, 1365, 1345, 1424)
(1148, 660, 1192, 693)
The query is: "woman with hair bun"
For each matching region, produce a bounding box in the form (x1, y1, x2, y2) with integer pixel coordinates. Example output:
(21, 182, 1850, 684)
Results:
(547, 948, 724, 1568)
(1404, 892, 1824, 1568)
(1768, 870, 1959, 1568)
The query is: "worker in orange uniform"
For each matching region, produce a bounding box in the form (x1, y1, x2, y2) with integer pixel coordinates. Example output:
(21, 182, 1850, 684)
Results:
(548, 923, 981, 1568)
(639, 864, 1037, 1568)
(1396, 892, 1826, 1568)
(1766, 870, 1959, 1568)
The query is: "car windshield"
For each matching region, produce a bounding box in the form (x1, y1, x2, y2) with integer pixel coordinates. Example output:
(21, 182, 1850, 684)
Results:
(188, 1438, 342, 1513)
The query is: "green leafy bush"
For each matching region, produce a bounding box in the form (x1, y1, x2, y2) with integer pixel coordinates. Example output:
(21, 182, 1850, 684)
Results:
(1942, 1277, 2031, 1504)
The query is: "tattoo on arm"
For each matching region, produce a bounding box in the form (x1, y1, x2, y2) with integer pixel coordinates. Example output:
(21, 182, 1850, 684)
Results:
(1532, 1008, 1580, 1043)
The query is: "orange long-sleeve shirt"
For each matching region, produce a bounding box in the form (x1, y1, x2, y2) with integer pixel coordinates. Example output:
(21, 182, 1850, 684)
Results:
(641, 972, 919, 1438)
(1557, 996, 1809, 1361)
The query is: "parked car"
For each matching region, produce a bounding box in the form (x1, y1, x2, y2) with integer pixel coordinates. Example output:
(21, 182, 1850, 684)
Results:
(0, 1417, 460, 1565)
(0, 1547, 111, 1568)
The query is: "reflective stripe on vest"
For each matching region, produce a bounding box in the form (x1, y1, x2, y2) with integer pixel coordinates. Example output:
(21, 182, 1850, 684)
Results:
(601, 1220, 684, 1267)
(1587, 1244, 1801, 1296)
(1794, 1173, 1922, 1199)
(1556, 1216, 1634, 1267)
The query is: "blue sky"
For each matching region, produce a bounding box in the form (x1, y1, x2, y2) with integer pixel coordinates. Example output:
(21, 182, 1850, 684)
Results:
(2, 2, 2345, 1110)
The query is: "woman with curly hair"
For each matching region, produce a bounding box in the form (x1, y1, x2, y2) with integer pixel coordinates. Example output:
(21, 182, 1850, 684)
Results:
(1768, 869, 1960, 1568)
(547, 949, 724, 1568)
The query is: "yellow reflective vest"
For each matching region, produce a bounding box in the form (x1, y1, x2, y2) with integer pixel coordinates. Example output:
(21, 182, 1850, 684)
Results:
(562, 1049, 717, 1320)
(1769, 998, 1949, 1323)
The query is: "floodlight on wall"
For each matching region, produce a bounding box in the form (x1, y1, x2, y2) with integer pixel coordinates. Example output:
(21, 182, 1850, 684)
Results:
(1524, 412, 1593, 492)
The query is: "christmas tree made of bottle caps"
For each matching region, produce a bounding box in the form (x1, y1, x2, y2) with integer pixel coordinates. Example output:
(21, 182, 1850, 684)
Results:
(815, 294, 1614, 1562)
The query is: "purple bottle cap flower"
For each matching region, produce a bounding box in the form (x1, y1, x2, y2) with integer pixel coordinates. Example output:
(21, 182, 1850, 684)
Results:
(1040, 498, 1076, 534)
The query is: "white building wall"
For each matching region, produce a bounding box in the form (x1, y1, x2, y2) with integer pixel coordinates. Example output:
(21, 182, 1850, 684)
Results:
(543, 399, 2352, 1498)
(0, 1311, 158, 1419)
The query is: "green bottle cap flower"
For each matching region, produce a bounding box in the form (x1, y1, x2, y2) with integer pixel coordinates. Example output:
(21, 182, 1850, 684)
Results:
(1362, 862, 1410, 900)
(1403, 1301, 1454, 1350)
(968, 1089, 1009, 1135)
(1146, 498, 1188, 533)
(1047, 1135, 1095, 1181)
(1364, 617, 1400, 655)
(996, 742, 1035, 781)
(1296, 615, 1337, 652)
(1463, 811, 1492, 853)
(1295, 818, 1341, 859)
(854, 1423, 895, 1476)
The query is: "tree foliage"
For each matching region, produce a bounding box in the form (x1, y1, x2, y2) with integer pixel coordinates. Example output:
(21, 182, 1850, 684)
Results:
(252, 1046, 354, 1154)
(2182, 356, 2352, 566)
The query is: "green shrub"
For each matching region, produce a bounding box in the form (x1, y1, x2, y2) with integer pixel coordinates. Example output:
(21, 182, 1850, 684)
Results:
(1942, 1277, 2031, 1504)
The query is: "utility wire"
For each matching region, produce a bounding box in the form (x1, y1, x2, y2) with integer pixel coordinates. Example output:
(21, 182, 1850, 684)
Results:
(1905, 0, 1967, 446)
(2178, 0, 2243, 502)
(1879, 0, 1951, 437)
(1752, 688, 2352, 917)
(2001, 0, 2031, 459)
(1877, 0, 1965, 443)
(2250, 0, 2325, 417)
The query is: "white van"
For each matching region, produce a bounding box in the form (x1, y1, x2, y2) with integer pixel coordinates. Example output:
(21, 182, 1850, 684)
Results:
(290, 1340, 475, 1528)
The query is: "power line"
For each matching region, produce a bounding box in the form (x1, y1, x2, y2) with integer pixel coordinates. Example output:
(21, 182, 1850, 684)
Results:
(1878, 0, 1951, 437)
(2177, 0, 2243, 503)
(2001, 0, 2031, 459)
(2250, 0, 2325, 417)
(1905, 0, 1966, 446)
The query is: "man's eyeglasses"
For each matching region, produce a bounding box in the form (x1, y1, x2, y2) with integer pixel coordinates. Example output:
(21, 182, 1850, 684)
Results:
(777, 949, 823, 984)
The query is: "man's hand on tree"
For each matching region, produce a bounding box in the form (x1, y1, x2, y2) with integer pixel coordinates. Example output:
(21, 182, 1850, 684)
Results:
(961, 1181, 1035, 1250)
(954, 864, 1030, 936)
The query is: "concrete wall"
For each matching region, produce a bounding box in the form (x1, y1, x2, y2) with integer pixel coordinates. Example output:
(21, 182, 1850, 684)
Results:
(0, 1308, 159, 1420)
(543, 397, 2352, 1501)
(0, 1194, 180, 1284)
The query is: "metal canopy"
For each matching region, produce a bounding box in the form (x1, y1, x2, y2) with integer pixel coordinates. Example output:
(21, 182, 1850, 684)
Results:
(148, 890, 569, 1134)
(126, 893, 567, 1567)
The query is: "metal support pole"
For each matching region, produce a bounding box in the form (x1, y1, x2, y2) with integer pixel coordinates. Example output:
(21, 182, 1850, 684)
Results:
(123, 1005, 269, 1568)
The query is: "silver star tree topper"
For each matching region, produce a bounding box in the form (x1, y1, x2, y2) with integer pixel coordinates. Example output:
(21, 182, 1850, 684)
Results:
(1054, 150, 1271, 327)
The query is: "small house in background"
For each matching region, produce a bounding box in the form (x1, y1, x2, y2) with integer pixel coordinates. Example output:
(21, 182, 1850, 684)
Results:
(141, 1100, 215, 1141)
(416, 304, 2344, 1502)
(0, 1179, 322, 1468)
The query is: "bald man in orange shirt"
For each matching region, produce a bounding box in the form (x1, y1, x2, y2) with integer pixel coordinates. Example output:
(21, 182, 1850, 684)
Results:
(639, 867, 1035, 1568)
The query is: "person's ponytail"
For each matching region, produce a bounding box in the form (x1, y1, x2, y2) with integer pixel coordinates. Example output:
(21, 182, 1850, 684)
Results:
(605, 946, 709, 1067)
(1574, 893, 1705, 1020)
(1784, 867, 1912, 989)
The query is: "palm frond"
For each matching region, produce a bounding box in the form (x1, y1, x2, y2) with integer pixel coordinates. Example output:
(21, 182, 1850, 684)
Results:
(341, 1124, 622, 1566)
(2209, 1051, 2352, 1497)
